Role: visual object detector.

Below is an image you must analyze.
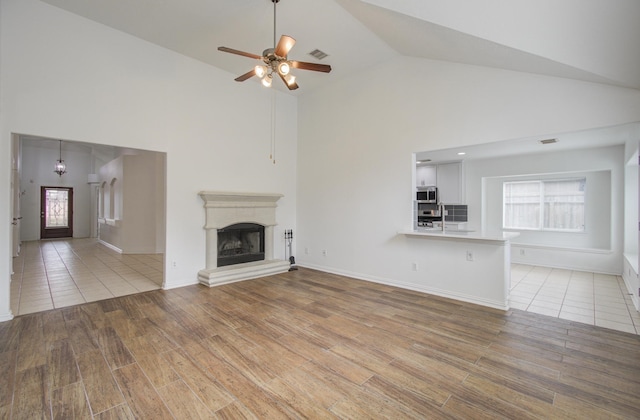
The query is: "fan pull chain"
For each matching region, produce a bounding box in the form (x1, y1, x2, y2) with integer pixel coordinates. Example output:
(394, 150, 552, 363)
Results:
(270, 90, 276, 164)
(273, 0, 277, 49)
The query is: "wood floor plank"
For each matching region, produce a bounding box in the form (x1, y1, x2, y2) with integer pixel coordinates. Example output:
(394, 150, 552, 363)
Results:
(112, 363, 174, 419)
(213, 400, 260, 419)
(311, 348, 375, 385)
(0, 317, 21, 353)
(64, 319, 99, 355)
(267, 376, 341, 419)
(13, 364, 50, 419)
(200, 334, 277, 384)
(47, 340, 79, 390)
(239, 326, 308, 374)
(156, 379, 215, 419)
(362, 374, 452, 418)
(551, 393, 629, 420)
(103, 310, 147, 339)
(16, 314, 46, 372)
(75, 349, 124, 415)
(0, 350, 17, 408)
(41, 311, 69, 344)
(121, 335, 180, 387)
(162, 347, 235, 413)
(277, 365, 348, 409)
(460, 373, 554, 418)
(441, 395, 504, 420)
(94, 327, 135, 370)
(51, 382, 91, 419)
(92, 404, 135, 420)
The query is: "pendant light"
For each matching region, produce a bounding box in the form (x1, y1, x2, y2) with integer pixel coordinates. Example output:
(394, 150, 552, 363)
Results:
(54, 140, 67, 177)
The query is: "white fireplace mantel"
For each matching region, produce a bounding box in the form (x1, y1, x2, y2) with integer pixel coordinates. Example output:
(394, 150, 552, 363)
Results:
(197, 191, 289, 286)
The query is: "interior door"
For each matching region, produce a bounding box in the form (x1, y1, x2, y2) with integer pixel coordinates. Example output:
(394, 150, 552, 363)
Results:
(41, 186, 73, 239)
(11, 134, 21, 257)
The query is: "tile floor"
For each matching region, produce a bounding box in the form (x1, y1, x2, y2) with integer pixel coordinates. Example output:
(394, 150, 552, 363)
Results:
(510, 264, 640, 335)
(10, 238, 163, 316)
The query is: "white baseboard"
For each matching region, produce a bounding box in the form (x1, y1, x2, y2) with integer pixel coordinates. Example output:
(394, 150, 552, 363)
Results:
(297, 263, 508, 311)
(98, 239, 123, 254)
(0, 311, 14, 322)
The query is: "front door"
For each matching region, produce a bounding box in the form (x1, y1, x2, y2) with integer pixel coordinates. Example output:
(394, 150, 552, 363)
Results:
(40, 187, 73, 239)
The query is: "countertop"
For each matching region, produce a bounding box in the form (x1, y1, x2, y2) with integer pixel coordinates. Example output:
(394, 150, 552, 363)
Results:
(399, 228, 520, 243)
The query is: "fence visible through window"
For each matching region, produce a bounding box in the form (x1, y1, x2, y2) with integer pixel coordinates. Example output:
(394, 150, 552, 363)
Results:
(503, 178, 585, 232)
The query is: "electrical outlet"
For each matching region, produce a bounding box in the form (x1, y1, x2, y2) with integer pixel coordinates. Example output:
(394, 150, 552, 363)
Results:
(172, 261, 177, 268)
(519, 249, 525, 256)
(466, 251, 474, 261)
(412, 262, 418, 271)
(305, 247, 309, 255)
(322, 249, 327, 257)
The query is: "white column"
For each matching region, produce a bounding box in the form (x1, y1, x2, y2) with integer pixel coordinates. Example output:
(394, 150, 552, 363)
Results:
(206, 228, 218, 269)
(265, 226, 274, 260)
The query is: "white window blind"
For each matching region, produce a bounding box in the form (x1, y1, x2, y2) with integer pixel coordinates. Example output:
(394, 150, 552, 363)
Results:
(503, 178, 585, 232)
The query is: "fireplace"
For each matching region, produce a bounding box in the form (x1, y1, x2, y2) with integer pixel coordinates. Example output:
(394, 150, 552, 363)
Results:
(198, 191, 290, 287)
(217, 223, 265, 267)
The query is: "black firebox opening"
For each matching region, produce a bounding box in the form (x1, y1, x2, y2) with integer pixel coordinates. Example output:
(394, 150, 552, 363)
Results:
(217, 223, 265, 267)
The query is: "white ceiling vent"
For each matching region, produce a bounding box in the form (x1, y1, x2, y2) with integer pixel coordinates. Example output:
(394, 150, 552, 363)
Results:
(539, 138, 558, 145)
(309, 49, 328, 60)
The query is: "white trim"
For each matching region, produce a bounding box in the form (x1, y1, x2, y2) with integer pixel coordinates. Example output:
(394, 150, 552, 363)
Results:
(198, 259, 290, 287)
(98, 239, 122, 254)
(623, 252, 639, 274)
(511, 242, 612, 254)
(622, 254, 639, 311)
(0, 311, 14, 322)
(298, 263, 509, 311)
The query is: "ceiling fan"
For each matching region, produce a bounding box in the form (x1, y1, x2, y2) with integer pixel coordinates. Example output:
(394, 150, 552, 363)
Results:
(218, 0, 332, 90)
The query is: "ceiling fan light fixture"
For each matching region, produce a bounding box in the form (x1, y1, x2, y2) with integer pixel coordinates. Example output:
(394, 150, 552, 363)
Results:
(255, 65, 267, 78)
(217, 0, 331, 90)
(277, 61, 290, 76)
(262, 73, 273, 87)
(284, 73, 296, 86)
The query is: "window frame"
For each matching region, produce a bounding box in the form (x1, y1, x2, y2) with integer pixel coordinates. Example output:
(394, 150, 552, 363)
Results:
(502, 177, 586, 233)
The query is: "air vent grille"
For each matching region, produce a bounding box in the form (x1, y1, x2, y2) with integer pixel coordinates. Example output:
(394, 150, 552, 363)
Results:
(309, 49, 328, 60)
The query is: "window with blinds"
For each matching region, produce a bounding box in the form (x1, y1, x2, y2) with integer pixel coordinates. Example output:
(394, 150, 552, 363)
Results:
(503, 178, 585, 232)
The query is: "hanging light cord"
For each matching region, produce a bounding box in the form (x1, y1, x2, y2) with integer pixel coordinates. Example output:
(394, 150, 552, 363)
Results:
(273, 0, 277, 48)
(270, 90, 276, 164)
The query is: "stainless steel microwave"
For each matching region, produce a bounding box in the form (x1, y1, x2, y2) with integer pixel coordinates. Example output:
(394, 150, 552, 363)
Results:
(416, 186, 438, 203)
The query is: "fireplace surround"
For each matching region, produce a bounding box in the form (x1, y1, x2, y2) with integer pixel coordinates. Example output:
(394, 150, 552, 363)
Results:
(198, 191, 289, 286)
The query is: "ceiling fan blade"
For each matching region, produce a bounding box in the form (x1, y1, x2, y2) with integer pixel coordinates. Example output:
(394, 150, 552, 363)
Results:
(218, 46, 262, 60)
(274, 35, 296, 57)
(278, 72, 299, 90)
(290, 61, 332, 73)
(234, 69, 256, 82)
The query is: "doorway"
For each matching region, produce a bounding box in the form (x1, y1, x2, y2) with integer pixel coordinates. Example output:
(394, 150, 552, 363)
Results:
(40, 186, 73, 239)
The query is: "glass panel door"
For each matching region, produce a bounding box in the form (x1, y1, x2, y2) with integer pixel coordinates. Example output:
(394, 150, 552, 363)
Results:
(40, 187, 73, 239)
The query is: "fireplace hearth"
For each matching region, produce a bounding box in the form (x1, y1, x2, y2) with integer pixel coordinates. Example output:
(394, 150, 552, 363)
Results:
(198, 191, 290, 287)
(217, 223, 265, 267)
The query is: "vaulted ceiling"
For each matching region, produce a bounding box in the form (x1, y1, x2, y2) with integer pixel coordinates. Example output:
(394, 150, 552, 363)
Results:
(40, 0, 640, 94)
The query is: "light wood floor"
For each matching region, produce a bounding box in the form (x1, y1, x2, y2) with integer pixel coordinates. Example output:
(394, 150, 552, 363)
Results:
(1, 268, 639, 419)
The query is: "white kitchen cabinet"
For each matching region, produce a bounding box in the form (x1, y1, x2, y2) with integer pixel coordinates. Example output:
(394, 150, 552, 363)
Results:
(437, 162, 463, 204)
(415, 162, 464, 203)
(416, 165, 437, 187)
